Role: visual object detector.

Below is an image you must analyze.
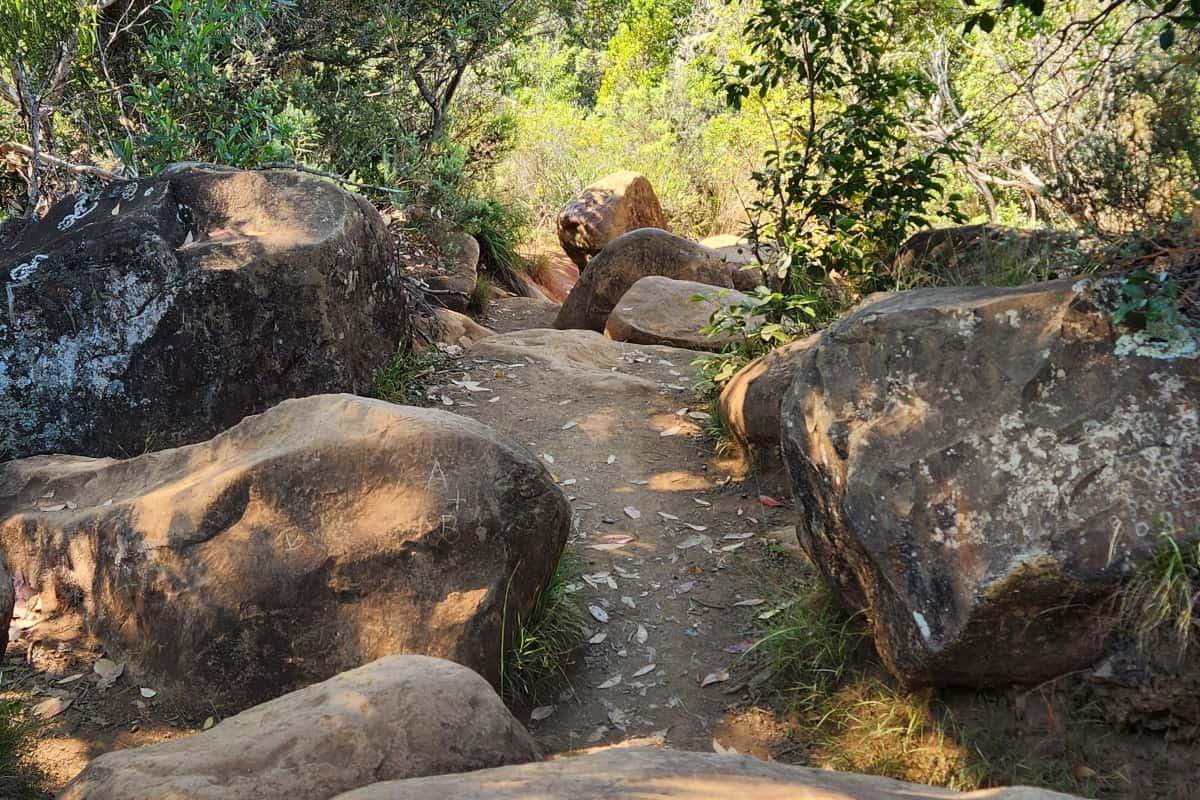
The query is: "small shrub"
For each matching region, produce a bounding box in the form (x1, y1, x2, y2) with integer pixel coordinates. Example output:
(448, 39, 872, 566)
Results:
(499, 551, 586, 704)
(369, 349, 444, 406)
(1118, 528, 1200, 657)
(468, 275, 494, 317)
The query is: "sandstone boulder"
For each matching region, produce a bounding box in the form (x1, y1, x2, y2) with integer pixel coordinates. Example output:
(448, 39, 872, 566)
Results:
(557, 171, 668, 268)
(0, 394, 570, 710)
(604, 276, 755, 351)
(333, 746, 1080, 800)
(718, 334, 819, 450)
(59, 656, 540, 800)
(0, 166, 411, 460)
(417, 308, 495, 350)
(555, 229, 731, 332)
(781, 279, 1199, 687)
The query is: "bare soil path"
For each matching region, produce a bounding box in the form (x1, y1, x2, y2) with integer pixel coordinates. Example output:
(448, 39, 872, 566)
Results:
(452, 298, 803, 756)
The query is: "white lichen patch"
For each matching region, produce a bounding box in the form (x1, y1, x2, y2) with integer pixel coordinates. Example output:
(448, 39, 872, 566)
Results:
(954, 311, 980, 338)
(8, 254, 47, 283)
(57, 192, 99, 231)
(1114, 328, 1199, 360)
(912, 611, 932, 642)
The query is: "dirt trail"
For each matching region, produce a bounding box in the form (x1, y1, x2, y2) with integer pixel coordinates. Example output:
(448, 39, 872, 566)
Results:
(456, 297, 800, 756)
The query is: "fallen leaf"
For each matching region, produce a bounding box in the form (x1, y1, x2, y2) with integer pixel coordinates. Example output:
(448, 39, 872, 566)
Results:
(692, 498, 712, 507)
(676, 581, 695, 593)
(55, 673, 85, 686)
(588, 542, 629, 551)
(542, 453, 555, 464)
(659, 427, 681, 437)
(139, 687, 157, 699)
(720, 543, 744, 553)
(635, 624, 648, 644)
(530, 705, 555, 721)
(589, 605, 609, 623)
(676, 535, 704, 550)
(621, 596, 636, 609)
(623, 506, 641, 519)
(559, 478, 577, 486)
(733, 598, 766, 607)
(758, 495, 786, 508)
(202, 716, 215, 730)
(38, 503, 67, 512)
(657, 512, 680, 521)
(607, 454, 617, 464)
(633, 664, 656, 677)
(712, 738, 740, 754)
(588, 631, 608, 644)
(93, 658, 121, 679)
(684, 524, 708, 532)
(33, 698, 71, 719)
(722, 532, 755, 540)
(700, 670, 730, 687)
(597, 674, 622, 689)
(562, 421, 578, 430)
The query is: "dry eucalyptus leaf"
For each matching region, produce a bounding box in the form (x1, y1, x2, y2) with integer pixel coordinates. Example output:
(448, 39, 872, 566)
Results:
(588, 631, 608, 645)
(33, 698, 72, 719)
(700, 670, 730, 687)
(589, 605, 609, 623)
(623, 506, 641, 519)
(692, 498, 711, 507)
(633, 664, 656, 678)
(733, 599, 766, 607)
(139, 687, 157, 699)
(635, 624, 648, 644)
(597, 674, 622, 689)
(657, 512, 679, 521)
(530, 705, 555, 721)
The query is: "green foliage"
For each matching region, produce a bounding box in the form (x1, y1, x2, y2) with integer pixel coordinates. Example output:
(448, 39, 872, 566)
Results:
(693, 285, 821, 396)
(1112, 269, 1184, 335)
(723, 0, 963, 294)
(369, 348, 444, 405)
(1118, 528, 1200, 656)
(0, 698, 44, 800)
(126, 0, 318, 171)
(499, 550, 585, 704)
(597, 0, 692, 104)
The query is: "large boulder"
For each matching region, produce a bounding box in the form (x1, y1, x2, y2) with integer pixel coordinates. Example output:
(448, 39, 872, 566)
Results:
(604, 276, 755, 351)
(557, 171, 668, 268)
(0, 166, 412, 460)
(59, 656, 541, 800)
(718, 334, 819, 450)
(781, 279, 1199, 687)
(0, 394, 570, 710)
(554, 229, 731, 333)
(333, 746, 1080, 800)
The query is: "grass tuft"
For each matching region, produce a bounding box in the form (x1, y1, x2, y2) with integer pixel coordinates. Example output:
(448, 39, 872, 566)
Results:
(499, 550, 585, 705)
(0, 699, 44, 800)
(1118, 529, 1200, 656)
(369, 348, 444, 405)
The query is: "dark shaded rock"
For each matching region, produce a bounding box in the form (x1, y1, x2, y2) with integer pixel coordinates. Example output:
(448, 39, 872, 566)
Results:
(555, 229, 731, 333)
(0, 166, 411, 459)
(780, 279, 1199, 687)
(0, 394, 570, 711)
